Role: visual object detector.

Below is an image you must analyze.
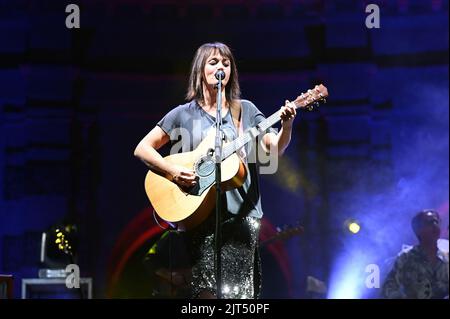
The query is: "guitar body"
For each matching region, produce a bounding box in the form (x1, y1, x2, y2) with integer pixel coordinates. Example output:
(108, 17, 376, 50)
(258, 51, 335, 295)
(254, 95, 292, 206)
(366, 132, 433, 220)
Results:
(145, 129, 247, 231)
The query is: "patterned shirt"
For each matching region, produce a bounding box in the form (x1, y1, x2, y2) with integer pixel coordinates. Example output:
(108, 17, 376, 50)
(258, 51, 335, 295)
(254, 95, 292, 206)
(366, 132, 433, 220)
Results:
(382, 245, 449, 299)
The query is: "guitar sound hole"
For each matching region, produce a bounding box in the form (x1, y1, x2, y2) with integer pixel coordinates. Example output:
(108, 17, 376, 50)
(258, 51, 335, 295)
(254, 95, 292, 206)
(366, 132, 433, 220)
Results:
(195, 156, 215, 177)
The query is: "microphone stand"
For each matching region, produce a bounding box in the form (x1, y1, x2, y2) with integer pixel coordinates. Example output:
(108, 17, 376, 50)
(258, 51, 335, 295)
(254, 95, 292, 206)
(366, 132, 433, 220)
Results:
(214, 71, 224, 299)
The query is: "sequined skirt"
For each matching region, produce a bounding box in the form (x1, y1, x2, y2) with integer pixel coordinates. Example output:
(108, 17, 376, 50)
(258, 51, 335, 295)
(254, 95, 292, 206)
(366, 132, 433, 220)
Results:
(187, 214, 262, 299)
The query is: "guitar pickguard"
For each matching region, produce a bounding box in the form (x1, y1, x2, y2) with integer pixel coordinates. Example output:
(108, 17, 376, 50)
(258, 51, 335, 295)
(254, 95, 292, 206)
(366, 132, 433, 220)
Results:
(187, 174, 215, 196)
(186, 154, 216, 196)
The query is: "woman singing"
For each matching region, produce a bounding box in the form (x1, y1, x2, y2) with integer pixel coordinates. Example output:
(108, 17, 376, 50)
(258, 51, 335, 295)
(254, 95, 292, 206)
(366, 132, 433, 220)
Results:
(134, 42, 297, 299)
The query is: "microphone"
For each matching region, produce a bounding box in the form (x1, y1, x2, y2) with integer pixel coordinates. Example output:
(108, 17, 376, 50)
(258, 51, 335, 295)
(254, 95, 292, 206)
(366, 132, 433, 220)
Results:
(215, 70, 225, 80)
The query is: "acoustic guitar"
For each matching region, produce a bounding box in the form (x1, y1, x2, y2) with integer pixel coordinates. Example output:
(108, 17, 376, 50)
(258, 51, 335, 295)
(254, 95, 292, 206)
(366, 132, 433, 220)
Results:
(145, 84, 328, 230)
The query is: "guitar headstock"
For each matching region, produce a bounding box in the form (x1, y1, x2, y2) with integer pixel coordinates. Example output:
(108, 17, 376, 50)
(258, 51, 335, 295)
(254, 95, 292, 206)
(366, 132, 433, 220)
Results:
(293, 84, 328, 111)
(274, 223, 304, 241)
(261, 222, 305, 247)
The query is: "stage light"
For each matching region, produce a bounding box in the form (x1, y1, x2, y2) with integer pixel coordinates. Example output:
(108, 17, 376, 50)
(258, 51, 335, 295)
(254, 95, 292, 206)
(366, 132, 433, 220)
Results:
(348, 222, 360, 234)
(344, 219, 361, 234)
(41, 223, 79, 269)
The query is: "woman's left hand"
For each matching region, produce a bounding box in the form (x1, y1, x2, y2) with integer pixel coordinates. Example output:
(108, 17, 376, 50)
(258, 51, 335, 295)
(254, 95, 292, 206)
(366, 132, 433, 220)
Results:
(280, 100, 297, 127)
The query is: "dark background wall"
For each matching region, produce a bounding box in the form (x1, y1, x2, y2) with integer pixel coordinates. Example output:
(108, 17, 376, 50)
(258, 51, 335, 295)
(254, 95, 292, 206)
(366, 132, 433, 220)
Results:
(0, 0, 448, 299)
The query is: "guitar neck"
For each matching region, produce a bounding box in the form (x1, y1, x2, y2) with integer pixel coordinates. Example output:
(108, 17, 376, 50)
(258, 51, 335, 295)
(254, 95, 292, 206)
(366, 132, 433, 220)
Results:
(221, 110, 282, 160)
(221, 84, 328, 160)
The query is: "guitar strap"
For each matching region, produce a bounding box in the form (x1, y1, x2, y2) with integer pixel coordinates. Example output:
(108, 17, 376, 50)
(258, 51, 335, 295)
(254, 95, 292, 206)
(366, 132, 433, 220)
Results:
(230, 100, 242, 135)
(230, 101, 248, 161)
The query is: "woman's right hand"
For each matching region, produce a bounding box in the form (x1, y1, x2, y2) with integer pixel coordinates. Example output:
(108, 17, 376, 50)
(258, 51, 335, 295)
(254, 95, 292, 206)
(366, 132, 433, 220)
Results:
(168, 165, 197, 188)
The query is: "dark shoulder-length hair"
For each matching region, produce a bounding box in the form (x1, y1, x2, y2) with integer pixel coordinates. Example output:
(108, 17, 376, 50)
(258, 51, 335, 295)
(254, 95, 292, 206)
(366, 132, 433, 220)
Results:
(186, 42, 241, 106)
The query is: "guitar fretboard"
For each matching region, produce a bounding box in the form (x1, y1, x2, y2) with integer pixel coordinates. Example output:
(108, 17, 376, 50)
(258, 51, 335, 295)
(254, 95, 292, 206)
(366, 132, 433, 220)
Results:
(221, 110, 282, 160)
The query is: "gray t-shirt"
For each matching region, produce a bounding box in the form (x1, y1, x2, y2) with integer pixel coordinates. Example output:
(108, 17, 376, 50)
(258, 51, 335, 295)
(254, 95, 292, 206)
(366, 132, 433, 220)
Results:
(157, 99, 275, 219)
